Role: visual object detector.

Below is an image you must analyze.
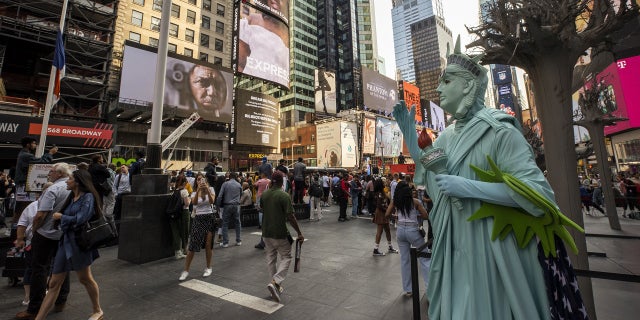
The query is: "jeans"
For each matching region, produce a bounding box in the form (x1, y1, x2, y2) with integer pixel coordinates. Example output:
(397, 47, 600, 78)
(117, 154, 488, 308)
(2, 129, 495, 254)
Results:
(28, 232, 70, 313)
(170, 209, 190, 251)
(351, 193, 359, 216)
(396, 225, 431, 293)
(264, 237, 293, 285)
(222, 205, 241, 244)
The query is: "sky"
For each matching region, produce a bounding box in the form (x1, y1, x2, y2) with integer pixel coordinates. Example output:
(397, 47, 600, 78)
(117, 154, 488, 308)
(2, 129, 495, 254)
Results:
(374, 0, 481, 79)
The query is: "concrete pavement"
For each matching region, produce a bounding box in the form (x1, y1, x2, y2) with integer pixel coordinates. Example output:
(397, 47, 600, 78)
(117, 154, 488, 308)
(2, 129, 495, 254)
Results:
(1, 205, 639, 320)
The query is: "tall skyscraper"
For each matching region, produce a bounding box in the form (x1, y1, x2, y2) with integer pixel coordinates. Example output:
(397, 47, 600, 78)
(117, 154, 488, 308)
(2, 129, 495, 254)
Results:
(392, 0, 443, 82)
(357, 0, 378, 70)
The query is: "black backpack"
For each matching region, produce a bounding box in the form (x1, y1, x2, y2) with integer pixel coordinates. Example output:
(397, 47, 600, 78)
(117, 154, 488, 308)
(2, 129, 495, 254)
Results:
(309, 181, 323, 197)
(332, 182, 344, 200)
(165, 190, 183, 219)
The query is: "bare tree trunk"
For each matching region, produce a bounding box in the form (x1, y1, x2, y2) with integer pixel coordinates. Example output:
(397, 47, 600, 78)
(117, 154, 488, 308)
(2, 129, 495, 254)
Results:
(586, 123, 621, 230)
(528, 53, 596, 319)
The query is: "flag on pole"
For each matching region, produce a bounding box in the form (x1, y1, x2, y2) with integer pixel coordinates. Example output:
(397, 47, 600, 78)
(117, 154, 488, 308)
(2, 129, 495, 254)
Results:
(52, 29, 65, 103)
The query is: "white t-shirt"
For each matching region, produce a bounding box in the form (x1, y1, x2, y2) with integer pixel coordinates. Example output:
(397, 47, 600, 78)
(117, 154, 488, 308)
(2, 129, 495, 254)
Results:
(191, 187, 215, 215)
(17, 200, 39, 243)
(322, 175, 330, 188)
(180, 189, 190, 209)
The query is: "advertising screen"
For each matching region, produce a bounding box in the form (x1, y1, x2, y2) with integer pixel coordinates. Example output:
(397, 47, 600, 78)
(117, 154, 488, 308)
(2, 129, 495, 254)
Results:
(362, 67, 399, 114)
(362, 117, 376, 154)
(315, 69, 337, 114)
(234, 89, 280, 148)
(429, 101, 446, 132)
(341, 122, 358, 168)
(604, 55, 640, 135)
(375, 118, 403, 157)
(491, 64, 512, 86)
(401, 81, 423, 122)
(316, 121, 343, 167)
(119, 43, 234, 123)
(571, 90, 590, 144)
(236, 0, 291, 88)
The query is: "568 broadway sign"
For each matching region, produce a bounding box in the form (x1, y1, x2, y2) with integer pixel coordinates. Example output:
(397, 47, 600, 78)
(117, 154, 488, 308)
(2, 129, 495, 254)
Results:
(0, 115, 113, 148)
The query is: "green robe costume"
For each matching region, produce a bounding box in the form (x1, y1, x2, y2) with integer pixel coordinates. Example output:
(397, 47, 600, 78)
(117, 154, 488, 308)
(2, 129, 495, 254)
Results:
(405, 108, 551, 320)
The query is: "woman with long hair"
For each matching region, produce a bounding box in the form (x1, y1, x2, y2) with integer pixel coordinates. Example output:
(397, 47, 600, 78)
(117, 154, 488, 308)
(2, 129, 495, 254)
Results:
(35, 170, 103, 320)
(385, 181, 430, 297)
(179, 173, 216, 281)
(172, 175, 191, 260)
(371, 178, 398, 256)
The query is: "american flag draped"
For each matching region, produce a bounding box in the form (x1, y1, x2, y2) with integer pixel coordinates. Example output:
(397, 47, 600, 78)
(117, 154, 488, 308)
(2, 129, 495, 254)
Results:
(52, 29, 65, 103)
(538, 235, 589, 320)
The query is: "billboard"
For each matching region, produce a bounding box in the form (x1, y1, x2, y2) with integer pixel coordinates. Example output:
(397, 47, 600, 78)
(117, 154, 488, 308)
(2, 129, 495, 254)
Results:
(314, 69, 337, 114)
(572, 90, 590, 144)
(0, 114, 113, 148)
(375, 118, 403, 157)
(236, 0, 291, 88)
(491, 64, 512, 85)
(362, 67, 399, 114)
(316, 121, 343, 167)
(234, 89, 280, 148)
(119, 43, 234, 123)
(429, 101, 446, 132)
(604, 55, 640, 135)
(362, 117, 376, 154)
(400, 81, 423, 122)
(340, 122, 358, 168)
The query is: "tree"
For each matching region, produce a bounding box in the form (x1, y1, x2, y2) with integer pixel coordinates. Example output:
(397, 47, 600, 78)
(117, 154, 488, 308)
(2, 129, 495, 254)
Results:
(468, 1, 639, 318)
(575, 73, 627, 230)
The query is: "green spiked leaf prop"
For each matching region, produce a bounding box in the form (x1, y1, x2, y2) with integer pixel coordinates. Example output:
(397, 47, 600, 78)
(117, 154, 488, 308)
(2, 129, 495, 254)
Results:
(468, 156, 584, 257)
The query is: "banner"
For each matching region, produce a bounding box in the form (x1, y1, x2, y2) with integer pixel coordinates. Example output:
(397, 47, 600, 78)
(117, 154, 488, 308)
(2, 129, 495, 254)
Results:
(362, 117, 376, 154)
(316, 121, 342, 167)
(234, 89, 280, 148)
(119, 43, 234, 123)
(315, 69, 337, 114)
(362, 67, 399, 114)
(340, 122, 358, 168)
(0, 114, 113, 148)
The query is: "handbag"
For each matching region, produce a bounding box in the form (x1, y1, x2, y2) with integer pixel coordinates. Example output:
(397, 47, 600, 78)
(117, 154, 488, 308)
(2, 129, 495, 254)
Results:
(75, 215, 118, 251)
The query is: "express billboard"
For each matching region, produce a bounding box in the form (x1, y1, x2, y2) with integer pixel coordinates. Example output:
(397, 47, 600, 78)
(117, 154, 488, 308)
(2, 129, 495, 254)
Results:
(236, 0, 291, 88)
(234, 89, 280, 148)
(315, 69, 337, 114)
(119, 43, 234, 123)
(362, 67, 399, 114)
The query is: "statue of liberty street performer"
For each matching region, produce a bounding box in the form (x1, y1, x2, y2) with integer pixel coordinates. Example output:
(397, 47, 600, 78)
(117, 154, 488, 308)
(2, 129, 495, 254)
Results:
(393, 36, 587, 320)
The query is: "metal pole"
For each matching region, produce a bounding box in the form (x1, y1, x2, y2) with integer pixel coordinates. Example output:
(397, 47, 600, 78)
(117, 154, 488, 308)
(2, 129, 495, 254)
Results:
(146, 0, 172, 173)
(37, 0, 69, 157)
(410, 247, 421, 320)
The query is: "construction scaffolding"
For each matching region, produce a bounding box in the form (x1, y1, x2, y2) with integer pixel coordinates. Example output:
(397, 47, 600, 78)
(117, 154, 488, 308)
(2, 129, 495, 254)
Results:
(0, 0, 118, 120)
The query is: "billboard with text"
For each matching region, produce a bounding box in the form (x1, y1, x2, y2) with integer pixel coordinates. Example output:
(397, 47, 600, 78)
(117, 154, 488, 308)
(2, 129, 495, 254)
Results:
(603, 55, 640, 135)
(119, 43, 234, 123)
(316, 121, 343, 167)
(362, 117, 376, 154)
(401, 81, 423, 122)
(234, 89, 280, 148)
(362, 67, 399, 114)
(340, 121, 358, 168)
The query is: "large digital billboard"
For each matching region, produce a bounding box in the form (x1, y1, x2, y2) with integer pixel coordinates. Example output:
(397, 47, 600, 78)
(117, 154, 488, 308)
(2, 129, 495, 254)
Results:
(429, 101, 446, 132)
(604, 55, 640, 135)
(316, 121, 343, 167)
(119, 43, 234, 123)
(375, 118, 403, 157)
(362, 117, 376, 154)
(362, 67, 399, 114)
(400, 81, 423, 122)
(236, 0, 291, 88)
(341, 122, 358, 168)
(315, 69, 337, 114)
(234, 89, 280, 148)
(491, 64, 512, 86)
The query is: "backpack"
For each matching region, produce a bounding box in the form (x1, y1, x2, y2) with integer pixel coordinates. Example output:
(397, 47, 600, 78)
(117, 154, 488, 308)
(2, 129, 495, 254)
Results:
(332, 182, 345, 200)
(309, 181, 323, 197)
(165, 190, 183, 219)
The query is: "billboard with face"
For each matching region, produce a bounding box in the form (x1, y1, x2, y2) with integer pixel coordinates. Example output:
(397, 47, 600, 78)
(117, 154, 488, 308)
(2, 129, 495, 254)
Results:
(119, 43, 234, 123)
(234, 89, 280, 148)
(316, 121, 343, 167)
(236, 0, 291, 88)
(362, 117, 376, 154)
(362, 67, 399, 114)
(315, 69, 337, 114)
(375, 118, 403, 157)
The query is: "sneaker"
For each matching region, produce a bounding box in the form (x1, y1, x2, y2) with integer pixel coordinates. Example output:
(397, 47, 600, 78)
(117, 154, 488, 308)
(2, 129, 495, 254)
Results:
(175, 250, 186, 260)
(404, 292, 413, 297)
(220, 243, 229, 248)
(388, 247, 399, 254)
(236, 242, 242, 246)
(203, 268, 212, 277)
(373, 249, 386, 256)
(179, 271, 189, 281)
(21, 300, 29, 306)
(254, 243, 265, 249)
(267, 283, 281, 302)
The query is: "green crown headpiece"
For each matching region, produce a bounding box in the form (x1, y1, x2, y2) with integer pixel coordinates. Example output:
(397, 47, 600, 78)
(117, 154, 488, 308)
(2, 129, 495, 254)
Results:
(446, 35, 485, 77)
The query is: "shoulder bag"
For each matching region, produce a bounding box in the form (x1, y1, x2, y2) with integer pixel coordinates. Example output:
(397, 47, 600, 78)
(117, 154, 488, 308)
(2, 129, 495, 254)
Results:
(75, 215, 118, 251)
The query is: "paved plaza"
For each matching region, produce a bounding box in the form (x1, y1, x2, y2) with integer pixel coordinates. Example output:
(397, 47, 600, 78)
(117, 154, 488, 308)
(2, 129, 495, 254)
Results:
(1, 205, 639, 320)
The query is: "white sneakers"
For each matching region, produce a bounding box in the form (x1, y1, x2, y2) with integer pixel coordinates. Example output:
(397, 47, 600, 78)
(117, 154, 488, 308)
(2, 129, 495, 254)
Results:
(175, 250, 186, 260)
(203, 268, 212, 277)
(180, 268, 212, 280)
(179, 271, 189, 281)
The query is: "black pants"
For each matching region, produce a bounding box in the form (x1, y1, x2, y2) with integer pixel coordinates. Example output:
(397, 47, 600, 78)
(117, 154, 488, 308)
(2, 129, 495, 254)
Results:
(293, 180, 305, 204)
(113, 192, 130, 231)
(28, 232, 70, 314)
(338, 198, 348, 220)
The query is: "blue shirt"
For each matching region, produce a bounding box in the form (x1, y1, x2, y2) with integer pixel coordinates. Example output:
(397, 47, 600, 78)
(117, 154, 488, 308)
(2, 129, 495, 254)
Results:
(37, 177, 71, 240)
(216, 178, 242, 207)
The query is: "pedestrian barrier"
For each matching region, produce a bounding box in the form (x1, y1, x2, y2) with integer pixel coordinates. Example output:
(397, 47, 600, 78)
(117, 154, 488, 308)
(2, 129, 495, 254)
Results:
(409, 242, 431, 320)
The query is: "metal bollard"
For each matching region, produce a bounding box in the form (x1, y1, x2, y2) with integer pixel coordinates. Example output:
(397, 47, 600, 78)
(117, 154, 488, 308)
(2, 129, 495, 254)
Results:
(410, 246, 421, 320)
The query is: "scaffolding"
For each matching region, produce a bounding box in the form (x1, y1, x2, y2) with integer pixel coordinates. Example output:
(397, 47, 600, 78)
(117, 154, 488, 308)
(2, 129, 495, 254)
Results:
(0, 0, 118, 120)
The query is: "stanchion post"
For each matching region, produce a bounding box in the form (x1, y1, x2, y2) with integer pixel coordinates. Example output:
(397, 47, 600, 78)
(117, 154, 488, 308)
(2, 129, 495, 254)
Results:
(410, 246, 421, 320)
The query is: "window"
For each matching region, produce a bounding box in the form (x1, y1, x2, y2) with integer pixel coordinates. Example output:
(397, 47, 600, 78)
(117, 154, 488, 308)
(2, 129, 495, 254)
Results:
(216, 4, 225, 17)
(185, 28, 194, 42)
(184, 48, 193, 58)
(215, 21, 224, 34)
(188, 0, 197, 5)
(213, 56, 222, 65)
(199, 52, 208, 62)
(171, 4, 180, 18)
(152, 0, 162, 11)
(214, 38, 223, 52)
(131, 10, 143, 27)
(202, 0, 211, 11)
(200, 33, 209, 47)
(169, 23, 178, 37)
(168, 43, 177, 53)
(201, 15, 210, 29)
(149, 37, 159, 47)
(186, 10, 196, 23)
(150, 16, 160, 31)
(129, 31, 141, 43)
(133, 0, 144, 5)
